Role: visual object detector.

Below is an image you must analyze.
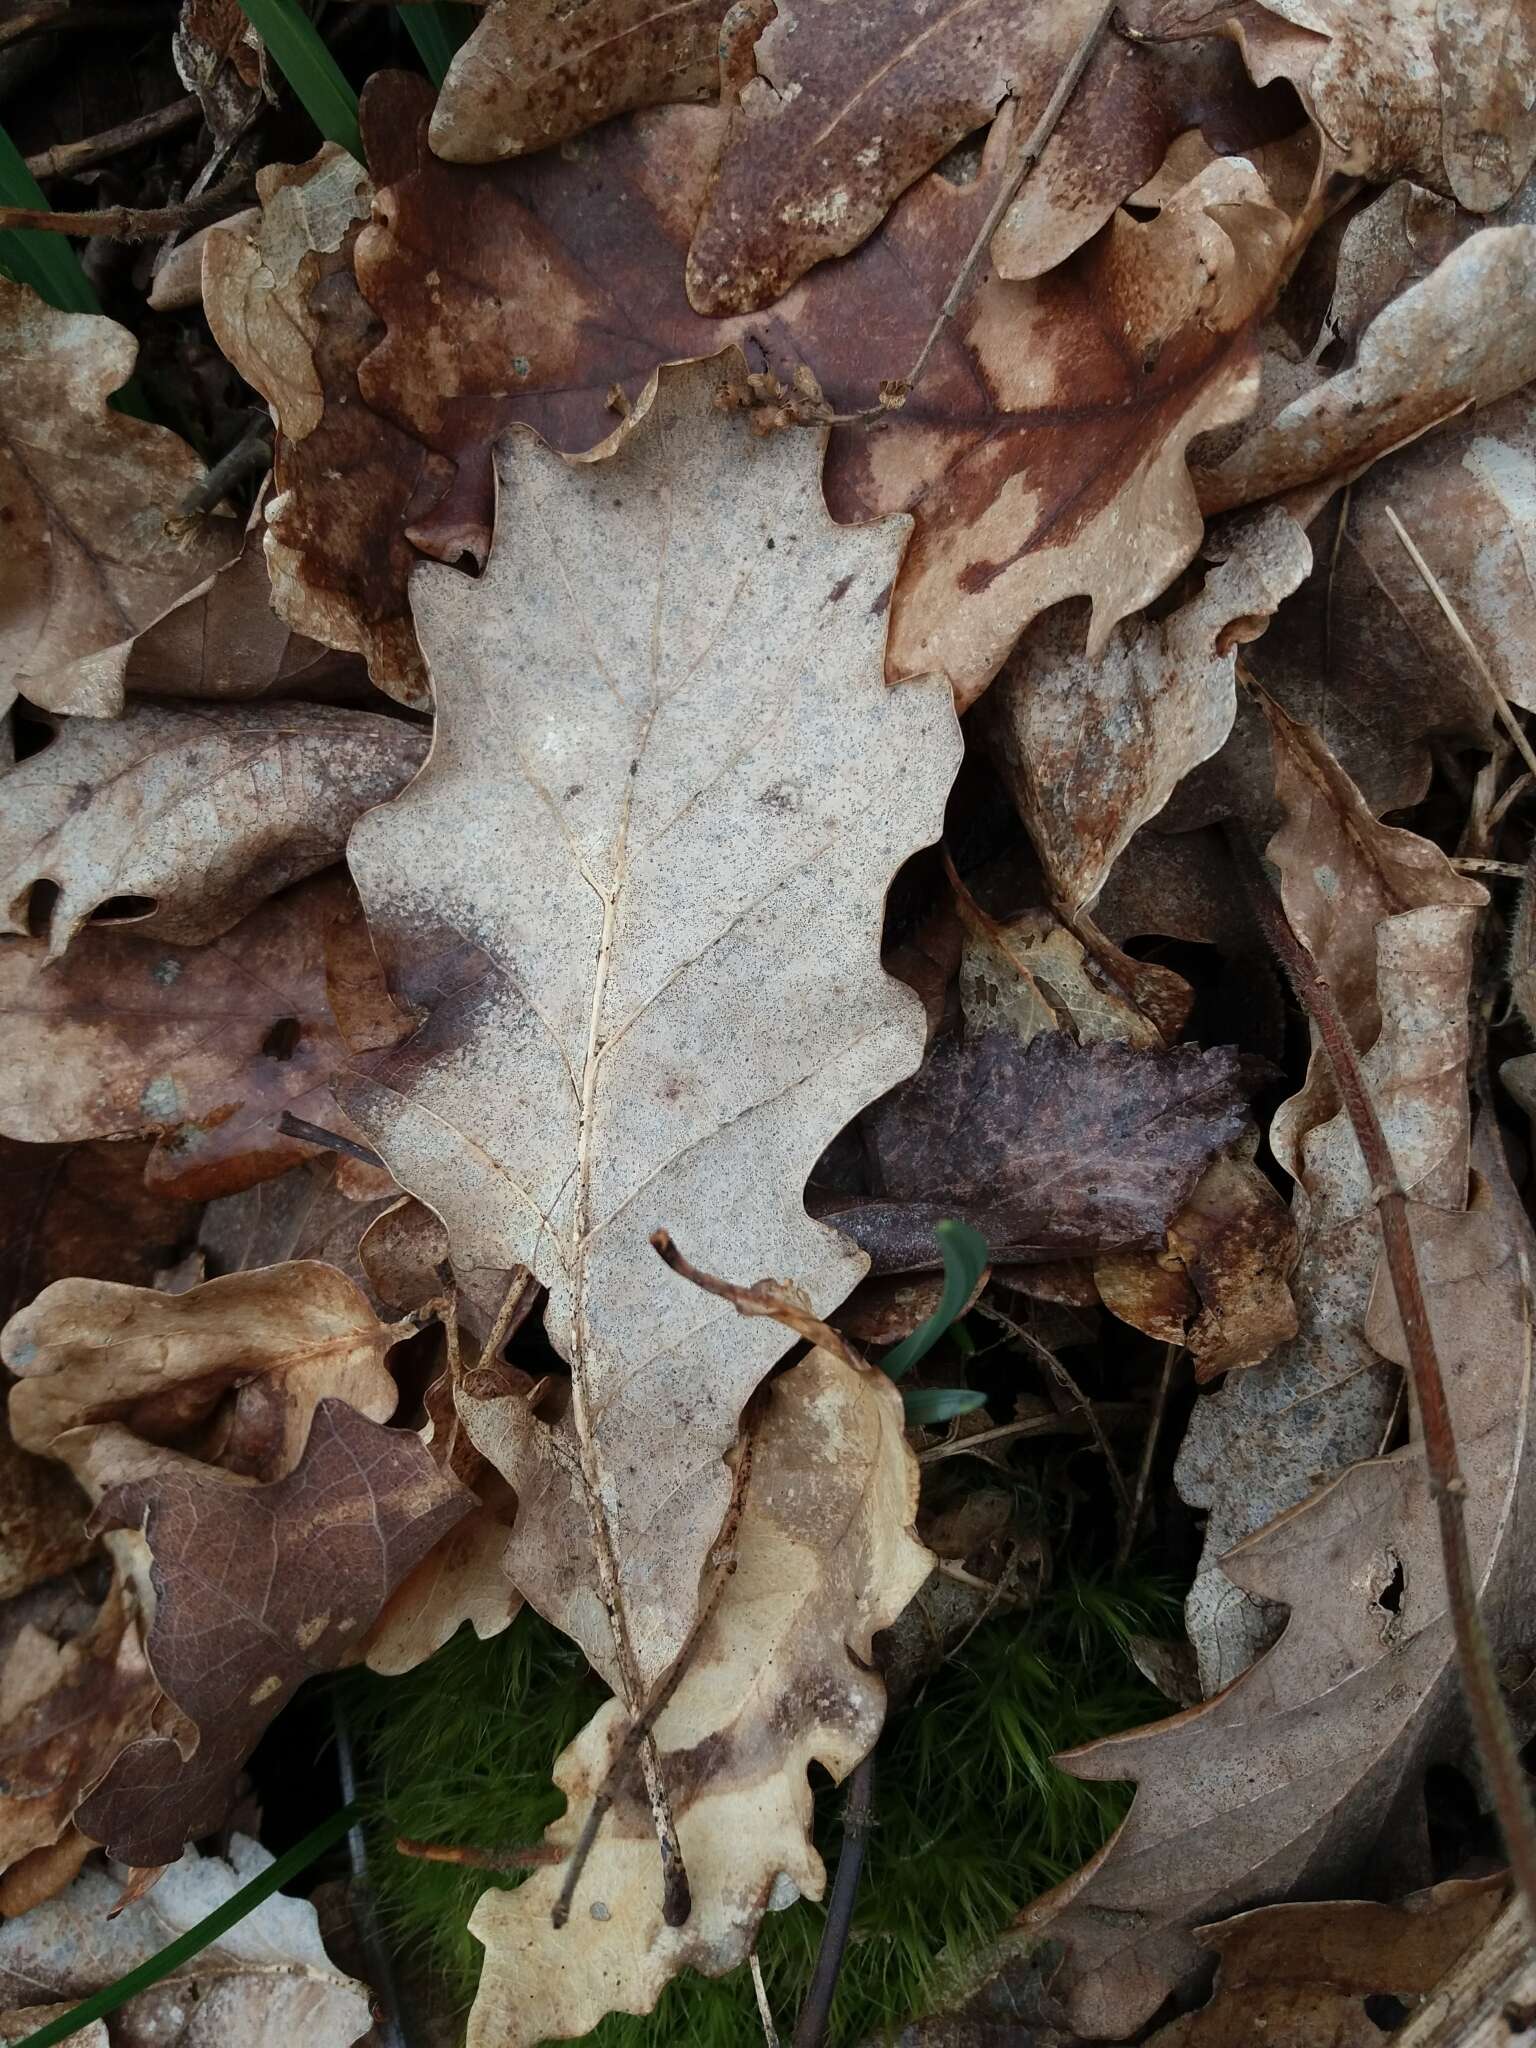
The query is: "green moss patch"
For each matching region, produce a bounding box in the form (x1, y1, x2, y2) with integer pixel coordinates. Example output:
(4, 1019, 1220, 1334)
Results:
(341, 1569, 1175, 2045)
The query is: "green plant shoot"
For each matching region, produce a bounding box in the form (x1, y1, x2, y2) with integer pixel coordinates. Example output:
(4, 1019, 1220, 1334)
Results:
(235, 0, 362, 160)
(882, 1219, 988, 1380)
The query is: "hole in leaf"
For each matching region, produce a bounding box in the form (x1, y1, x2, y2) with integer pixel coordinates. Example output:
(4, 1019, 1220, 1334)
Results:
(1375, 1554, 1405, 1616)
(262, 1016, 303, 1061)
(24, 879, 58, 941)
(91, 894, 157, 925)
(11, 706, 58, 762)
(1363, 1993, 1409, 2031)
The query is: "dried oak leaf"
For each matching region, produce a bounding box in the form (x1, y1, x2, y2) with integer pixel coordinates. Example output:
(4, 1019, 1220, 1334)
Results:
(341, 351, 958, 1698)
(990, 504, 1312, 916)
(0, 703, 426, 959)
(1145, 1875, 1508, 2047)
(465, 1347, 929, 2045)
(832, 1029, 1247, 1271)
(201, 148, 441, 708)
(174, 0, 263, 151)
(0, 1572, 159, 1876)
(685, 0, 1289, 311)
(75, 1397, 471, 1865)
(3, 1260, 405, 1499)
(0, 870, 386, 1200)
(1194, 223, 1536, 514)
(355, 82, 1294, 706)
(0, 282, 236, 721)
(432, 0, 726, 161)
(0, 1833, 372, 2045)
(0, 1138, 196, 1329)
(1176, 695, 1484, 1691)
(1140, 0, 1536, 212)
(1000, 1165, 1534, 2037)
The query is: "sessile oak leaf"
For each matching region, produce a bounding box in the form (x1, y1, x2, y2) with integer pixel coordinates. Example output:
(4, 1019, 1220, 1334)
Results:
(74, 1397, 472, 1866)
(341, 351, 960, 1701)
(464, 1346, 930, 2046)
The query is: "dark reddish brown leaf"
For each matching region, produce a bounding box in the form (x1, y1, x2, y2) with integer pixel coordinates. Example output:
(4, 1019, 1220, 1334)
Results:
(349, 73, 1291, 706)
(76, 1397, 472, 1865)
(0, 1140, 197, 1327)
(0, 872, 386, 1200)
(431, 0, 727, 162)
(829, 1029, 1248, 1265)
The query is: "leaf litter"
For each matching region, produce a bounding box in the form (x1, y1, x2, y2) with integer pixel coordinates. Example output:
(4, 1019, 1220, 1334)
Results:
(5, 4, 1536, 2045)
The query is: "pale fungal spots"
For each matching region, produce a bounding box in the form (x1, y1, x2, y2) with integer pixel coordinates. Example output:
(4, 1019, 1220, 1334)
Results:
(590, 1900, 611, 1921)
(138, 1074, 182, 1120)
(295, 1613, 331, 1650)
(151, 957, 181, 987)
(249, 1674, 283, 1705)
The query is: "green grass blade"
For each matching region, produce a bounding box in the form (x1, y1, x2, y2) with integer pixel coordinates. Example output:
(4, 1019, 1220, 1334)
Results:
(235, 0, 362, 159)
(902, 1386, 987, 1427)
(9, 1803, 360, 2048)
(397, 2, 475, 86)
(882, 1220, 989, 1381)
(0, 122, 100, 314)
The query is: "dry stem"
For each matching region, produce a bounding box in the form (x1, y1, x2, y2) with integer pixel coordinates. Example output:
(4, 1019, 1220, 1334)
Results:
(0, 171, 249, 242)
(1227, 823, 1536, 1932)
(27, 94, 200, 180)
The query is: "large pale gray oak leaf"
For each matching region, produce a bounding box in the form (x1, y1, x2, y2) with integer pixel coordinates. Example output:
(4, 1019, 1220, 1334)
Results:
(343, 352, 962, 1692)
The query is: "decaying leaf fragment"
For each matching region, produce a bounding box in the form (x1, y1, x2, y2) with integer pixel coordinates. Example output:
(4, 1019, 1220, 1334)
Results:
(1145, 1875, 1509, 2046)
(465, 1348, 929, 2046)
(0, 871, 385, 1199)
(0, 703, 426, 957)
(343, 352, 960, 1694)
(0, 281, 236, 720)
(1195, 224, 1536, 514)
(0, 1834, 373, 2045)
(991, 505, 1312, 915)
(4, 1260, 406, 1496)
(75, 1397, 471, 1865)
(432, 0, 726, 161)
(201, 148, 438, 707)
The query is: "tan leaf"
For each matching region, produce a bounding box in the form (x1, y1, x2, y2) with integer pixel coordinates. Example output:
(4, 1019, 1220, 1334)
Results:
(0, 703, 426, 958)
(77, 1398, 471, 1864)
(1176, 696, 1484, 1689)
(174, 0, 263, 149)
(990, 505, 1312, 915)
(0, 282, 236, 720)
(3, 1261, 405, 1498)
(465, 1347, 929, 2045)
(1195, 225, 1536, 514)
(0, 871, 383, 1200)
(201, 149, 438, 707)
(431, 0, 725, 161)
(0, 1573, 158, 1877)
(341, 351, 959, 1693)
(1004, 1166, 1532, 2036)
(1145, 1876, 1509, 2047)
(356, 1194, 519, 1345)
(0, 1833, 372, 2044)
(957, 901, 1163, 1049)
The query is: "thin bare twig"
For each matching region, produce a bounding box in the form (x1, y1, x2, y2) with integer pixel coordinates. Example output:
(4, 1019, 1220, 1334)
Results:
(175, 420, 272, 521)
(27, 93, 200, 180)
(1226, 823, 1536, 1932)
(831, 0, 1118, 425)
(551, 1440, 751, 1928)
(1118, 1341, 1179, 1568)
(394, 1837, 561, 1872)
(978, 1300, 1132, 1513)
(474, 1268, 536, 1368)
(750, 1951, 781, 2048)
(0, 169, 249, 243)
(792, 1754, 876, 2048)
(333, 1696, 409, 2048)
(1385, 506, 1536, 788)
(918, 1404, 1141, 1464)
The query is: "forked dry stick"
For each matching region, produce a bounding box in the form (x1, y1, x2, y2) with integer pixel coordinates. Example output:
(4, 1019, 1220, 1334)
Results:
(1226, 823, 1536, 1931)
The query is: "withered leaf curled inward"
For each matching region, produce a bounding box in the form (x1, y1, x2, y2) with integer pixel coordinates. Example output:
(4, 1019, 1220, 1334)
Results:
(344, 351, 960, 1708)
